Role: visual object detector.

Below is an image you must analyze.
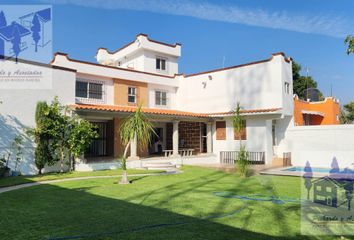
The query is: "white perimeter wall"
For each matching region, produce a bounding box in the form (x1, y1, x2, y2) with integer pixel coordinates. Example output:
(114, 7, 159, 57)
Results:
(176, 55, 292, 114)
(277, 125, 354, 169)
(0, 61, 76, 175)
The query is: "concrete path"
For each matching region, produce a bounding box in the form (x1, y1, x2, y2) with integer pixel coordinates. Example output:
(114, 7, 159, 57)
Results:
(0, 170, 181, 194)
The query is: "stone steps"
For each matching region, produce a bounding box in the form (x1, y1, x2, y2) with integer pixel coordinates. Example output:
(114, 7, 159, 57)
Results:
(142, 161, 177, 170)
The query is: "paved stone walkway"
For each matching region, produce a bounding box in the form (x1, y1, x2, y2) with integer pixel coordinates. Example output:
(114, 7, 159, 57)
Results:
(0, 170, 180, 194)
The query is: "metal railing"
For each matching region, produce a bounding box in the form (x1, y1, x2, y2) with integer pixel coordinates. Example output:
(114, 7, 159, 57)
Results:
(220, 151, 265, 165)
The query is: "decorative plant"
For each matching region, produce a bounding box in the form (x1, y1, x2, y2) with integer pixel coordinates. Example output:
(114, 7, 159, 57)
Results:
(27, 100, 58, 174)
(11, 134, 23, 173)
(233, 103, 249, 177)
(119, 105, 155, 184)
(28, 97, 98, 174)
(67, 113, 98, 171)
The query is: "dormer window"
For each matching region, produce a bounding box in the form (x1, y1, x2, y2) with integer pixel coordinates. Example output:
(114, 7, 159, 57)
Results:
(156, 57, 166, 71)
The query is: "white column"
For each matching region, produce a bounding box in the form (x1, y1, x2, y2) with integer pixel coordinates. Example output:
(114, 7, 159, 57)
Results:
(206, 122, 213, 154)
(128, 134, 139, 160)
(172, 121, 179, 156)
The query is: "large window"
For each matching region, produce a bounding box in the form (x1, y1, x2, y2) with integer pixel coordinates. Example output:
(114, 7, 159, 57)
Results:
(156, 57, 166, 71)
(128, 87, 136, 103)
(76, 81, 103, 100)
(155, 90, 167, 106)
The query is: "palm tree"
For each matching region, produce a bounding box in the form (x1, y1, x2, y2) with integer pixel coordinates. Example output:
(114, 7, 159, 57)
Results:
(232, 103, 248, 177)
(119, 105, 155, 184)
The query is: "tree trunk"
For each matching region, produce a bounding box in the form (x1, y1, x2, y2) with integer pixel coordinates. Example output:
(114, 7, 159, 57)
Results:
(38, 168, 42, 175)
(119, 141, 131, 185)
(60, 149, 64, 173)
(119, 170, 130, 184)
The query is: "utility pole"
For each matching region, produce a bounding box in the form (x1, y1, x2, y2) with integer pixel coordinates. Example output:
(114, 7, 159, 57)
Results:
(305, 66, 310, 101)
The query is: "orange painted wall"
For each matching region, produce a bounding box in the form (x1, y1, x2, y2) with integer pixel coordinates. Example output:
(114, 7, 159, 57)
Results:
(294, 96, 340, 126)
(113, 78, 148, 107)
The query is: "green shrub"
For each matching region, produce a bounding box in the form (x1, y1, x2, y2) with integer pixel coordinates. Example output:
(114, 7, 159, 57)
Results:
(236, 145, 249, 177)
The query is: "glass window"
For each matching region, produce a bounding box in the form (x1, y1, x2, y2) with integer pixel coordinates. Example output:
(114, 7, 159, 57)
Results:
(89, 83, 103, 99)
(155, 91, 167, 106)
(285, 82, 290, 94)
(76, 81, 88, 98)
(128, 87, 136, 103)
(156, 58, 166, 71)
(76, 81, 103, 100)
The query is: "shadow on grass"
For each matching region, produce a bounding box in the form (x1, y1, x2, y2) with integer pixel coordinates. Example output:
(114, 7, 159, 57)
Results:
(0, 180, 311, 240)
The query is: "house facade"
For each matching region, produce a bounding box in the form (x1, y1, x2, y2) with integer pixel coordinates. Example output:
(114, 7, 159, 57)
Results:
(294, 95, 340, 126)
(0, 34, 294, 175)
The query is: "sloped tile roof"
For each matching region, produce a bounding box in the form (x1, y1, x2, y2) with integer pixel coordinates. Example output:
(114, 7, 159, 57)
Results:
(71, 104, 281, 118)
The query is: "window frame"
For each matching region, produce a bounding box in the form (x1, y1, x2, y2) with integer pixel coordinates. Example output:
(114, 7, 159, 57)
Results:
(216, 121, 226, 140)
(75, 79, 104, 101)
(155, 90, 168, 106)
(156, 56, 167, 72)
(284, 82, 290, 94)
(128, 86, 137, 104)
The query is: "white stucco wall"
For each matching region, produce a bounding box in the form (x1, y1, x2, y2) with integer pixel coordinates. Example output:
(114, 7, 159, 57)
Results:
(148, 83, 177, 109)
(143, 50, 179, 76)
(212, 116, 274, 164)
(75, 73, 114, 105)
(0, 61, 76, 175)
(277, 125, 354, 169)
(176, 55, 292, 114)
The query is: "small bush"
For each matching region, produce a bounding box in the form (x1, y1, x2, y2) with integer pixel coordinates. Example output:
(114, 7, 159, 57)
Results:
(236, 145, 248, 177)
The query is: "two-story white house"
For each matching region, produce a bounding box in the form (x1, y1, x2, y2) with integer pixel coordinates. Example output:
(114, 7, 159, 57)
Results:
(0, 33, 293, 175)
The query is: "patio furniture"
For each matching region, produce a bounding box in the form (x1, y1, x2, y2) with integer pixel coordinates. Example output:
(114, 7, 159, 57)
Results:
(163, 150, 174, 157)
(163, 149, 195, 157)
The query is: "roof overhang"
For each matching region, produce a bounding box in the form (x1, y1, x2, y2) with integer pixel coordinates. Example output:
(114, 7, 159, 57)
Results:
(302, 110, 325, 117)
(70, 104, 282, 121)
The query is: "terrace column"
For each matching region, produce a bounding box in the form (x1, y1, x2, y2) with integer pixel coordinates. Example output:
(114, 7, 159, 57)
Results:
(128, 134, 139, 160)
(206, 122, 213, 154)
(172, 121, 179, 156)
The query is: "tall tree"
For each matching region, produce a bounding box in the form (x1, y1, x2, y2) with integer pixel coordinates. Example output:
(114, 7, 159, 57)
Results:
(292, 60, 323, 100)
(31, 14, 41, 52)
(119, 105, 155, 184)
(28, 101, 58, 174)
(11, 23, 21, 62)
(0, 11, 7, 27)
(345, 35, 354, 55)
(340, 102, 354, 124)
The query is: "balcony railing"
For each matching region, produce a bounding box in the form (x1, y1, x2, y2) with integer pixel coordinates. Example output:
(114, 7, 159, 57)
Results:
(220, 151, 265, 165)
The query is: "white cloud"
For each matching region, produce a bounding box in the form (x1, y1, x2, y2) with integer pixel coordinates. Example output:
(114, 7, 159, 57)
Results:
(41, 0, 352, 38)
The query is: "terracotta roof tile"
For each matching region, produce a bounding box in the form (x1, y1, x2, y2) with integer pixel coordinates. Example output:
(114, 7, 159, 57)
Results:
(70, 104, 281, 118)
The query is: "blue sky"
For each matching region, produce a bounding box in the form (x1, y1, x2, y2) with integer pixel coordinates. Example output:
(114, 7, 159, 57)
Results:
(4, 0, 354, 103)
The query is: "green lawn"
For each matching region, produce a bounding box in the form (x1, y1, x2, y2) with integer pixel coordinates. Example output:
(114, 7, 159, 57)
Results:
(0, 166, 348, 240)
(0, 169, 162, 188)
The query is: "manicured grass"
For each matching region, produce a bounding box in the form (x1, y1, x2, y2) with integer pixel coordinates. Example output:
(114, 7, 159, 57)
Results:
(0, 166, 346, 239)
(0, 169, 162, 188)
